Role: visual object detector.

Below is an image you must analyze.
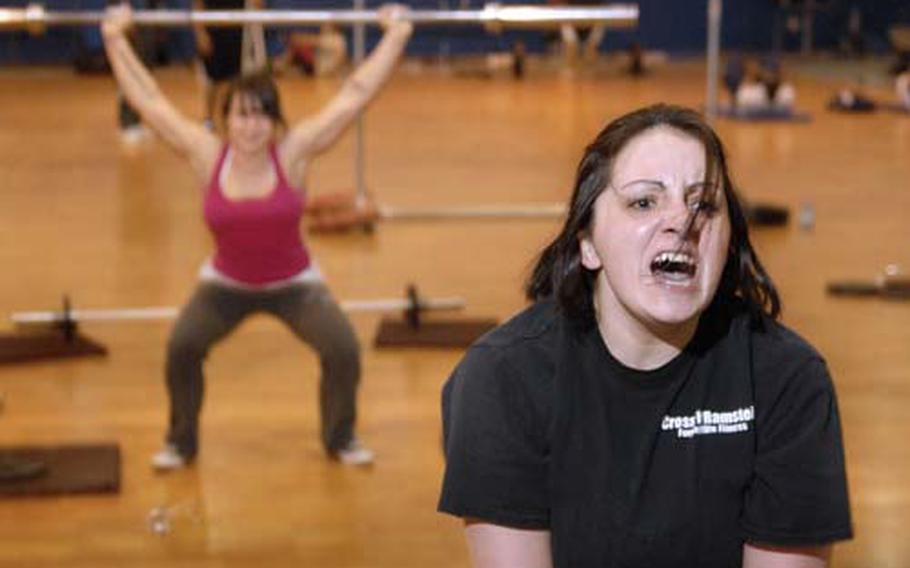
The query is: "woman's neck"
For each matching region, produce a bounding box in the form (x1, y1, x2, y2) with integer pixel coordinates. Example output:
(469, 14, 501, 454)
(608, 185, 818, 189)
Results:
(594, 294, 699, 371)
(229, 144, 272, 171)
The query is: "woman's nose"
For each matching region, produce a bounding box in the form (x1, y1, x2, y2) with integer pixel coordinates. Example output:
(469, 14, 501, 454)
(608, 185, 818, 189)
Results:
(662, 199, 692, 234)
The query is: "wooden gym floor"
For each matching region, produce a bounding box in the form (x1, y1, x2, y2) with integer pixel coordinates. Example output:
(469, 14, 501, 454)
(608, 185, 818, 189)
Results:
(0, 58, 908, 568)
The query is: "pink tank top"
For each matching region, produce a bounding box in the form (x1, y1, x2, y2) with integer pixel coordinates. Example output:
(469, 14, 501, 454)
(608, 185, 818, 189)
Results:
(203, 145, 311, 285)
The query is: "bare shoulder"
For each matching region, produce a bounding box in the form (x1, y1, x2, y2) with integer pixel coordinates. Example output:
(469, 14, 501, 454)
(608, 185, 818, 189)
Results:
(187, 131, 224, 181)
(277, 133, 314, 185)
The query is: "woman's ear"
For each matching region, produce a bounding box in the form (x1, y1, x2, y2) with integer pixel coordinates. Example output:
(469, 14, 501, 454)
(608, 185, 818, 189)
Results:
(578, 232, 602, 271)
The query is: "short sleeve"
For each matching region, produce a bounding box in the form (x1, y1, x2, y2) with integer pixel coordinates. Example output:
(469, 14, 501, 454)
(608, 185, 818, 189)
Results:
(438, 346, 551, 529)
(742, 357, 853, 545)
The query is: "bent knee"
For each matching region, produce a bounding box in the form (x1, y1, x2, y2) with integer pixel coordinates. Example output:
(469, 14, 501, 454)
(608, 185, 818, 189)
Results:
(167, 332, 211, 362)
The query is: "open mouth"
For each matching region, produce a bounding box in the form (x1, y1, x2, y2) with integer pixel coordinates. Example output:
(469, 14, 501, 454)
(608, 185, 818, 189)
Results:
(650, 251, 697, 281)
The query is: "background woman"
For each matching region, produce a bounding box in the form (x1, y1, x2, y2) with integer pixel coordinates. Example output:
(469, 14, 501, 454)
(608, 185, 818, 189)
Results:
(101, 2, 413, 470)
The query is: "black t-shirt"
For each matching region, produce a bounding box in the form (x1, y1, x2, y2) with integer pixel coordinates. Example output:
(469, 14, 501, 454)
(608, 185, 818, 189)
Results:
(438, 300, 852, 568)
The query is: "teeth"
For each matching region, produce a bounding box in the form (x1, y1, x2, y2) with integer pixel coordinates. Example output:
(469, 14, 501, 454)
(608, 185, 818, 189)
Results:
(653, 252, 695, 266)
(650, 251, 697, 277)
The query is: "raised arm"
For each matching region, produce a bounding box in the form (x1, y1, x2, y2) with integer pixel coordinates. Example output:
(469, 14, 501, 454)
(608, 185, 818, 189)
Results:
(280, 4, 413, 174)
(102, 4, 218, 177)
(465, 521, 553, 568)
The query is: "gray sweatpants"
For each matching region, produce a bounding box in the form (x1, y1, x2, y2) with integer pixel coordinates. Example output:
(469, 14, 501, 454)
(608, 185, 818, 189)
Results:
(164, 281, 360, 459)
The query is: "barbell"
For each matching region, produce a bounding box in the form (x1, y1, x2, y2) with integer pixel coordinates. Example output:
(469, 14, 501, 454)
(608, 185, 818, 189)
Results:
(0, 3, 638, 35)
(11, 289, 466, 327)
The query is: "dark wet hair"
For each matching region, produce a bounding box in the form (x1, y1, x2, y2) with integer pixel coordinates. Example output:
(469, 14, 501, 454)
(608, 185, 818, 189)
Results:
(222, 71, 287, 131)
(525, 103, 780, 325)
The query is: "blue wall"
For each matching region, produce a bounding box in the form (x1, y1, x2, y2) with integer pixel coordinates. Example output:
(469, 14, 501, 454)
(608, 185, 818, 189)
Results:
(1, 0, 908, 65)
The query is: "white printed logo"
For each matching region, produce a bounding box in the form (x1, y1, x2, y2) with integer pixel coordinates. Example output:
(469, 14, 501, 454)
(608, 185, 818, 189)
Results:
(661, 406, 754, 439)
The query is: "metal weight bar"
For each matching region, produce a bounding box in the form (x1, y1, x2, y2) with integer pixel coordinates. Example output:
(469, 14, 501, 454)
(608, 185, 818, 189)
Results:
(11, 296, 466, 325)
(353, 0, 368, 210)
(379, 203, 566, 220)
(0, 3, 638, 34)
(704, 0, 722, 119)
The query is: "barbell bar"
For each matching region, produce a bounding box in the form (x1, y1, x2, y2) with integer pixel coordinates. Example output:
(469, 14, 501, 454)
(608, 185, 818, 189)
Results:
(379, 203, 566, 220)
(0, 3, 638, 35)
(11, 295, 466, 325)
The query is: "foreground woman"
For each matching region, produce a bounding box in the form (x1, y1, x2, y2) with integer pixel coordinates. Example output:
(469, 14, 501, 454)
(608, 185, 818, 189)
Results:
(440, 104, 851, 567)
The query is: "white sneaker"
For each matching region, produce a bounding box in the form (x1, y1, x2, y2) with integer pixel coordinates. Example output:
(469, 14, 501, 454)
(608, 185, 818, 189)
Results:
(334, 438, 374, 466)
(151, 444, 189, 471)
(120, 124, 150, 146)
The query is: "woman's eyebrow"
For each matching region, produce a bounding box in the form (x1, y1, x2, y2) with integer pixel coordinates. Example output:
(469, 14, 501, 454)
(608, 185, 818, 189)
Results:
(615, 179, 666, 192)
(615, 179, 712, 192)
(685, 181, 725, 202)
